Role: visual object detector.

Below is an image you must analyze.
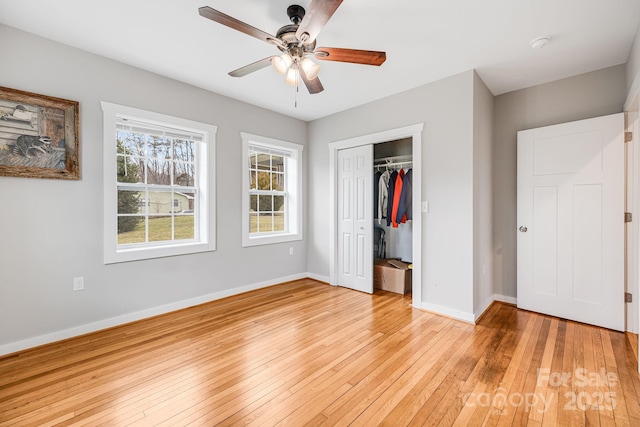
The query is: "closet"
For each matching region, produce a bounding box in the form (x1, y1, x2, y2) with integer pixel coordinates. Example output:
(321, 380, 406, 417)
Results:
(373, 138, 413, 295)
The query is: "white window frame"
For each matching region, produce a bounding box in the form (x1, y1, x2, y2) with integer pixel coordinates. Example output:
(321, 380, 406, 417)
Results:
(241, 132, 303, 247)
(102, 101, 216, 263)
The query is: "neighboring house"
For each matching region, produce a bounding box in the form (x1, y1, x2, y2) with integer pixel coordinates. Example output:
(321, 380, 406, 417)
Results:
(138, 191, 194, 214)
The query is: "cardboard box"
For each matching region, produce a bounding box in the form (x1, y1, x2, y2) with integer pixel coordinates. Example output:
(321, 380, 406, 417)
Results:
(374, 258, 412, 295)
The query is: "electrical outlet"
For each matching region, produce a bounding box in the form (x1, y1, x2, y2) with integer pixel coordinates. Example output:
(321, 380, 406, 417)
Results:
(73, 276, 85, 291)
(421, 201, 429, 213)
(289, 247, 294, 256)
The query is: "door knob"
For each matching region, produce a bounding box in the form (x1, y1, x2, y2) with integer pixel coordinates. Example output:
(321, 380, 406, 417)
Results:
(519, 226, 528, 233)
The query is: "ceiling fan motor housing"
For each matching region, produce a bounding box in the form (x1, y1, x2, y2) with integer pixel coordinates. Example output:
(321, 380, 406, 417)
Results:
(276, 25, 316, 53)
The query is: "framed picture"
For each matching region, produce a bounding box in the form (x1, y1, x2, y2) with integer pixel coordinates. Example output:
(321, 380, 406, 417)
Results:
(0, 86, 79, 180)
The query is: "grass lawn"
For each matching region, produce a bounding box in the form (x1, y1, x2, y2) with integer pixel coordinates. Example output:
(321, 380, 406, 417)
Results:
(118, 216, 194, 244)
(250, 214, 285, 233)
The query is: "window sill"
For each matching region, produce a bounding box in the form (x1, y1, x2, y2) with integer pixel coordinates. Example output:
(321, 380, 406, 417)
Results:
(242, 232, 302, 248)
(105, 241, 215, 264)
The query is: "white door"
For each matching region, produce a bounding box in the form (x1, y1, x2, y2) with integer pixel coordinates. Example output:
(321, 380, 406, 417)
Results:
(337, 144, 373, 293)
(517, 113, 624, 331)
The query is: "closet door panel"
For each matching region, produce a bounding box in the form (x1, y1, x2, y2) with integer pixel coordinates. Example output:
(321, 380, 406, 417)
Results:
(337, 145, 373, 293)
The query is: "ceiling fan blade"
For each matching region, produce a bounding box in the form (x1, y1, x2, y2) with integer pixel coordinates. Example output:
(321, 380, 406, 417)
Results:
(300, 71, 324, 94)
(295, 0, 343, 43)
(228, 57, 275, 77)
(315, 47, 386, 66)
(199, 6, 283, 47)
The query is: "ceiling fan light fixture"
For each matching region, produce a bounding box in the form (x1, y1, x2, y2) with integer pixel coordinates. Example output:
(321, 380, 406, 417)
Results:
(272, 53, 293, 75)
(284, 65, 300, 86)
(300, 57, 321, 80)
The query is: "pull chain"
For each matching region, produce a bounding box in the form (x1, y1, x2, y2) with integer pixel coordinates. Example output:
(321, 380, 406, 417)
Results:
(294, 68, 299, 108)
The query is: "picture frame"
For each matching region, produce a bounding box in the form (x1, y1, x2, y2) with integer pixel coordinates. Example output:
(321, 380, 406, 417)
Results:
(0, 86, 79, 180)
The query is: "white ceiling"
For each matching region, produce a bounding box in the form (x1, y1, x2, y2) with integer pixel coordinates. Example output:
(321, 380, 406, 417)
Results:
(1, 0, 639, 121)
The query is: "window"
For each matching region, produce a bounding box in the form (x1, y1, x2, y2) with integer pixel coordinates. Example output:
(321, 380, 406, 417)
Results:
(102, 102, 216, 263)
(241, 133, 302, 247)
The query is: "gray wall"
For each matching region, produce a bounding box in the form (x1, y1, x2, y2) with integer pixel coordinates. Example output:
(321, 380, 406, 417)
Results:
(492, 65, 627, 299)
(308, 71, 477, 316)
(627, 24, 640, 96)
(472, 72, 494, 315)
(0, 25, 308, 350)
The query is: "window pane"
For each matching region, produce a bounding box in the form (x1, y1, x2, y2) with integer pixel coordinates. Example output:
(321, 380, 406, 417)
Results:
(250, 194, 257, 211)
(272, 172, 284, 191)
(258, 194, 273, 212)
(148, 190, 173, 214)
(146, 159, 171, 185)
(174, 215, 195, 240)
(173, 139, 195, 163)
(118, 131, 145, 156)
(274, 212, 285, 231)
(273, 195, 285, 212)
(249, 153, 257, 169)
(257, 153, 270, 170)
(258, 213, 273, 232)
(174, 162, 195, 186)
(118, 189, 143, 214)
(148, 216, 172, 242)
(249, 170, 257, 190)
(257, 171, 271, 190)
(271, 155, 284, 172)
(249, 212, 258, 232)
(175, 191, 195, 213)
(117, 155, 143, 183)
(147, 136, 171, 160)
(117, 216, 145, 244)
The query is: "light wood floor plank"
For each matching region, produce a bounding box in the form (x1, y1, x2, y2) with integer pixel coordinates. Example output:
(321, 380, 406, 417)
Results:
(1, 279, 639, 426)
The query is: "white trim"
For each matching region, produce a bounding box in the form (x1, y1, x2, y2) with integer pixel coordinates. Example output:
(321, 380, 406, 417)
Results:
(420, 301, 475, 324)
(493, 294, 517, 305)
(306, 272, 330, 283)
(101, 101, 217, 264)
(241, 132, 303, 247)
(328, 124, 424, 307)
(0, 273, 307, 357)
(624, 68, 640, 111)
(474, 295, 495, 322)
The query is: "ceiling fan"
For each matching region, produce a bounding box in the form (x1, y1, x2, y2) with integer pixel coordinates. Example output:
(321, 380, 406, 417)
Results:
(198, 0, 387, 94)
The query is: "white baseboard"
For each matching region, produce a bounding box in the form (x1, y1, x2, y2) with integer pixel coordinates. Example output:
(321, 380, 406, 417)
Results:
(420, 302, 475, 324)
(493, 294, 517, 305)
(0, 273, 307, 357)
(474, 295, 495, 322)
(306, 272, 330, 284)
(421, 294, 517, 325)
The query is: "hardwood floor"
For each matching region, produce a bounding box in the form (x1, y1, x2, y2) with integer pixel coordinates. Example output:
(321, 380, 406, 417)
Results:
(1, 279, 639, 426)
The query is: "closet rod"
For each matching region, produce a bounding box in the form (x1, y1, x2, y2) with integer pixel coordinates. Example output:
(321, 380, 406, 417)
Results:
(373, 154, 413, 163)
(374, 161, 412, 170)
(374, 154, 412, 170)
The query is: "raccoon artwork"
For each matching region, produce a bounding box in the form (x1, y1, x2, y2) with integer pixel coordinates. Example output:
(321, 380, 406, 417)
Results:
(12, 135, 52, 158)
(0, 85, 79, 179)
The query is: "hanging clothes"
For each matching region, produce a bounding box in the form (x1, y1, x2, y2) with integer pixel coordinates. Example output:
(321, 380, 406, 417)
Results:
(373, 170, 382, 219)
(377, 170, 390, 224)
(391, 168, 406, 228)
(396, 168, 412, 222)
(386, 170, 398, 226)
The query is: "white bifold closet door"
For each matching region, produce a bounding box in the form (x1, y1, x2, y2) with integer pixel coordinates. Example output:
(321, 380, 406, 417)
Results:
(337, 144, 373, 293)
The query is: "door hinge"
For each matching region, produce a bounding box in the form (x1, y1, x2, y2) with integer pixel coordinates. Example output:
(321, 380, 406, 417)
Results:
(625, 212, 633, 223)
(625, 292, 633, 303)
(625, 132, 633, 143)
